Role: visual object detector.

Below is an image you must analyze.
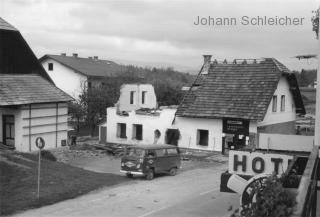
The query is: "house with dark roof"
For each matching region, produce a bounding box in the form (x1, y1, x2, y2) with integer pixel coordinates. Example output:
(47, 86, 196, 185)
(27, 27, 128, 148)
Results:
(0, 17, 72, 152)
(172, 55, 305, 152)
(39, 54, 126, 99)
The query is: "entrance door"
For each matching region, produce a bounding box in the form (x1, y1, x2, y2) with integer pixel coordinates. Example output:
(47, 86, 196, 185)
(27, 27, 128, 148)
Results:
(2, 115, 15, 147)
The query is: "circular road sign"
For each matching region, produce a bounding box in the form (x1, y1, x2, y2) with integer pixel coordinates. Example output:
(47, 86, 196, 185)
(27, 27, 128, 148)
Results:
(35, 137, 45, 149)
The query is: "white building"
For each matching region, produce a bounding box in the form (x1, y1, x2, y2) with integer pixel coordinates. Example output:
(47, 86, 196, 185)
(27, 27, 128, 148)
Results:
(100, 56, 305, 153)
(39, 54, 125, 100)
(0, 17, 72, 152)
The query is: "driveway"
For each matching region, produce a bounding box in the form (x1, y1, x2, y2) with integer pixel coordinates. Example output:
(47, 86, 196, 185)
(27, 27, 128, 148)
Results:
(13, 159, 240, 217)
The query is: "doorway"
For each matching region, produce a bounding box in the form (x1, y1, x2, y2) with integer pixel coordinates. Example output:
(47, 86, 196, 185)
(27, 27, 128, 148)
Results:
(165, 129, 180, 146)
(2, 115, 15, 147)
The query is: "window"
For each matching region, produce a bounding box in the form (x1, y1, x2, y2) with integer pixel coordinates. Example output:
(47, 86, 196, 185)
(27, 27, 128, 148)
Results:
(142, 91, 147, 104)
(197, 129, 208, 146)
(167, 148, 178, 155)
(48, 63, 53, 71)
(88, 82, 92, 88)
(281, 95, 285, 112)
(132, 124, 143, 140)
(155, 149, 166, 157)
(117, 123, 127, 138)
(130, 91, 135, 104)
(272, 95, 277, 112)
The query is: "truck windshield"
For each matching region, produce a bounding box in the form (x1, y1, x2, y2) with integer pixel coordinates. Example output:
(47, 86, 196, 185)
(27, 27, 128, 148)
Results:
(126, 148, 145, 157)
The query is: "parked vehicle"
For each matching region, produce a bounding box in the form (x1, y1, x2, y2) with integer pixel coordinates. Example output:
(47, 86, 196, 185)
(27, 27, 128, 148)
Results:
(120, 144, 181, 180)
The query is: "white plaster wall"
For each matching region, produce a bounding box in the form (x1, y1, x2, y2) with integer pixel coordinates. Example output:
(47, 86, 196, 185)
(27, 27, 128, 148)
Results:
(259, 133, 314, 152)
(41, 58, 87, 100)
(118, 84, 157, 112)
(258, 76, 296, 126)
(106, 107, 175, 145)
(173, 117, 223, 151)
(16, 103, 68, 152)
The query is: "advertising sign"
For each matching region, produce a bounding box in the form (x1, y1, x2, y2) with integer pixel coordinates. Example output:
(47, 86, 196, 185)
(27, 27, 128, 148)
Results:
(228, 150, 294, 176)
(223, 118, 249, 135)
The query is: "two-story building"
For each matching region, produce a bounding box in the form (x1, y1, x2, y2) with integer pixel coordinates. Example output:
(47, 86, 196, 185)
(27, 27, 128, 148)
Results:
(0, 17, 72, 152)
(100, 55, 305, 153)
(39, 54, 125, 100)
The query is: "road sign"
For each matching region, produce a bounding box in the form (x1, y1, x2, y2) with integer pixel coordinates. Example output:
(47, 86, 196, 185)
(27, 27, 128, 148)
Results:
(35, 137, 45, 149)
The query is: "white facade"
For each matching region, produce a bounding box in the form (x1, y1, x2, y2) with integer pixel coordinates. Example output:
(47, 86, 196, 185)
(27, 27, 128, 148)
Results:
(258, 76, 296, 127)
(41, 59, 87, 100)
(0, 103, 68, 152)
(106, 107, 176, 145)
(117, 84, 157, 112)
(102, 77, 299, 152)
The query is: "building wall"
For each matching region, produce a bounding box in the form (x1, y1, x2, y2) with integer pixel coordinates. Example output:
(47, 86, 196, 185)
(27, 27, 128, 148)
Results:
(41, 59, 87, 100)
(258, 76, 296, 127)
(118, 84, 157, 112)
(174, 117, 258, 151)
(106, 107, 175, 145)
(0, 103, 68, 152)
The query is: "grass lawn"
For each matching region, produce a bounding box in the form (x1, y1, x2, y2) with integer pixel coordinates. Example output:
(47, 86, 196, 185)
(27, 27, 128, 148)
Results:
(0, 150, 128, 216)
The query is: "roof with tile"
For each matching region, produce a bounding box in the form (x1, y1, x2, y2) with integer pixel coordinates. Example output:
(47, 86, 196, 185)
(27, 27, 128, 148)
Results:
(0, 74, 73, 106)
(39, 54, 127, 77)
(0, 17, 18, 31)
(175, 58, 305, 121)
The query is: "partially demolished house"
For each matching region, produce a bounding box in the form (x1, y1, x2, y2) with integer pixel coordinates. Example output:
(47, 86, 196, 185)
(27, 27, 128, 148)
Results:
(0, 17, 72, 152)
(101, 55, 305, 153)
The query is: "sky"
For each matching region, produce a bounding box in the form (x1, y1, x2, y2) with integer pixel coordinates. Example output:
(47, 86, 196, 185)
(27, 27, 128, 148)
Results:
(1, 0, 319, 73)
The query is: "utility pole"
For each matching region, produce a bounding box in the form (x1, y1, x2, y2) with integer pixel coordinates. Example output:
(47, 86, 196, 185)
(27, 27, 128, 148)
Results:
(316, 7, 320, 147)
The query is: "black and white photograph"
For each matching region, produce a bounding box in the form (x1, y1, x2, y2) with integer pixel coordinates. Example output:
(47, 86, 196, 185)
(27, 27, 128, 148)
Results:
(0, 0, 319, 216)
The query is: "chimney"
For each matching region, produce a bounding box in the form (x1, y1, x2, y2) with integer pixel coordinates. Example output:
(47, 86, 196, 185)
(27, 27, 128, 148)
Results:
(61, 53, 66, 56)
(72, 53, 78, 58)
(201, 55, 212, 74)
(94, 56, 98, 60)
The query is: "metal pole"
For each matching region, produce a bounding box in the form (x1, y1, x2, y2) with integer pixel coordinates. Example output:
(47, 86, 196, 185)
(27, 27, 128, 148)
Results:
(316, 7, 320, 147)
(37, 149, 41, 199)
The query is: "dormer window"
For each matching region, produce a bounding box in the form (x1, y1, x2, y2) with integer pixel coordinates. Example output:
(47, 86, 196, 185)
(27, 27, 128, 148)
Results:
(48, 63, 53, 71)
(142, 91, 147, 104)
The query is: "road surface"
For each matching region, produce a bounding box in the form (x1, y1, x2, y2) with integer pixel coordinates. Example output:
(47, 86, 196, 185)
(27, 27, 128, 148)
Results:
(13, 162, 239, 217)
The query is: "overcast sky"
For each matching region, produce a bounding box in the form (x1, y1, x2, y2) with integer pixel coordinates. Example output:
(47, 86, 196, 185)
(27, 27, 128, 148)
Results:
(1, 0, 319, 73)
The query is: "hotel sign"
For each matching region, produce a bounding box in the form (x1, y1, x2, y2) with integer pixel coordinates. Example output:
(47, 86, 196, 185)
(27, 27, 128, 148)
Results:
(223, 118, 249, 135)
(228, 150, 294, 176)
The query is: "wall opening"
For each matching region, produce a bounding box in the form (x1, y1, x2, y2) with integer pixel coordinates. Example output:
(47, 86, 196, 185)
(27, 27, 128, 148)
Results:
(165, 129, 180, 146)
(117, 123, 127, 139)
(132, 124, 143, 140)
(197, 129, 208, 146)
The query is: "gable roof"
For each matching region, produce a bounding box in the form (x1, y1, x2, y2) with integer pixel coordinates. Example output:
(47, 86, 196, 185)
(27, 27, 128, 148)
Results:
(39, 54, 127, 77)
(0, 17, 53, 82)
(0, 74, 73, 106)
(175, 58, 305, 121)
(0, 17, 17, 31)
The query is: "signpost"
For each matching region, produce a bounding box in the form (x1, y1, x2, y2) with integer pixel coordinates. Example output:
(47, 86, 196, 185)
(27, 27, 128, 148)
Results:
(35, 137, 45, 199)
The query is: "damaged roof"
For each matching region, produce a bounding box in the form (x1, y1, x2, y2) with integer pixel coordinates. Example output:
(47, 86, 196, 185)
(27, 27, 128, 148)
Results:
(175, 58, 305, 121)
(39, 54, 126, 77)
(0, 74, 73, 106)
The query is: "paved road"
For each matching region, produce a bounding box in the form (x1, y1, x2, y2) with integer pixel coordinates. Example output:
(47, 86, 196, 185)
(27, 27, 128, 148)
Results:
(13, 162, 239, 217)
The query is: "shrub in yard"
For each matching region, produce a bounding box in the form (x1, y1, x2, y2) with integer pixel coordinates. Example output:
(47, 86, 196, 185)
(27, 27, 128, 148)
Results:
(40, 150, 57, 161)
(231, 174, 296, 217)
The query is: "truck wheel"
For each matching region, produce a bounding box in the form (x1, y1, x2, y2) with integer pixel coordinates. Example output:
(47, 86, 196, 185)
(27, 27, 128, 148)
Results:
(126, 173, 133, 178)
(169, 167, 177, 176)
(146, 169, 154, 180)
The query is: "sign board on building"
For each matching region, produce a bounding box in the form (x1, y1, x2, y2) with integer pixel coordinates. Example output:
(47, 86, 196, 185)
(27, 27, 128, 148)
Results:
(223, 118, 249, 135)
(228, 150, 294, 176)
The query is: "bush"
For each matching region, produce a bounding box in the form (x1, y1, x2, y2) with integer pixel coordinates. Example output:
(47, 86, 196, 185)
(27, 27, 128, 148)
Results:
(40, 150, 57, 162)
(231, 174, 296, 217)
